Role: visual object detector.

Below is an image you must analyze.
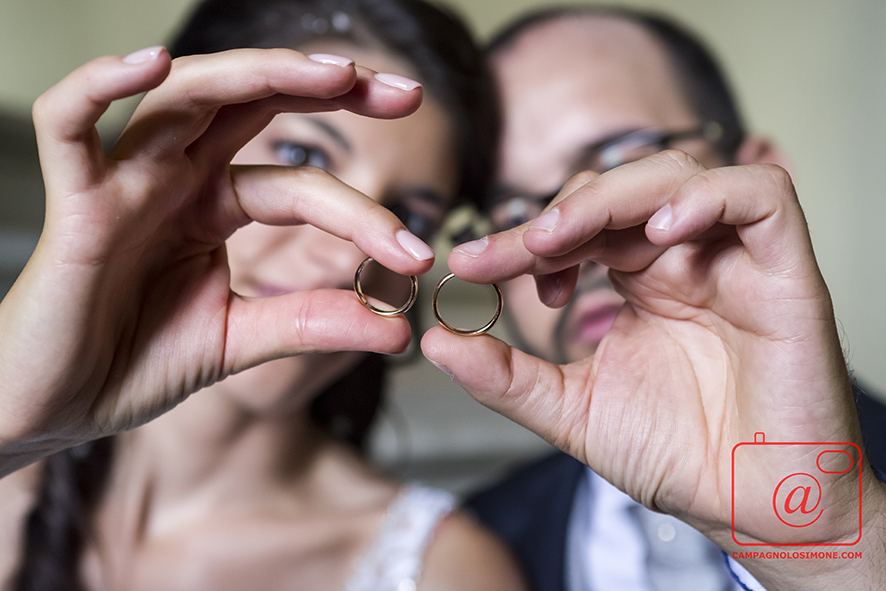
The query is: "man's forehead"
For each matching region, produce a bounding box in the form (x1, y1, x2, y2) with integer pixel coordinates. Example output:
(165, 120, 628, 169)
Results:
(491, 14, 698, 191)
(495, 15, 661, 66)
(493, 15, 682, 111)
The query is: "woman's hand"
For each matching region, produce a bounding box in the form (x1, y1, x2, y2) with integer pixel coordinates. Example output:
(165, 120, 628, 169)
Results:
(423, 151, 886, 591)
(0, 47, 434, 475)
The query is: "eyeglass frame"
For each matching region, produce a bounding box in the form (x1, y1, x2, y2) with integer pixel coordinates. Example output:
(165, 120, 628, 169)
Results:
(485, 121, 725, 234)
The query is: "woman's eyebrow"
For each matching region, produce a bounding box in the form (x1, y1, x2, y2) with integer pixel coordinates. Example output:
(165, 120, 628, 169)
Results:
(304, 118, 352, 154)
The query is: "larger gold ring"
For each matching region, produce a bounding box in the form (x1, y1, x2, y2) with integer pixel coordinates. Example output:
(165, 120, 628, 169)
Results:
(354, 257, 418, 316)
(432, 273, 503, 336)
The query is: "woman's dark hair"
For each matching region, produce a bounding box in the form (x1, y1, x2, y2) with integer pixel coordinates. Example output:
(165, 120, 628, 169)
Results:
(14, 438, 114, 591)
(168, 0, 496, 448)
(15, 1, 496, 589)
(170, 0, 499, 210)
(488, 5, 746, 162)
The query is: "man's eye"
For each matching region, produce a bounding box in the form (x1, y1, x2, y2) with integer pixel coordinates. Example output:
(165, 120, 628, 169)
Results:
(272, 142, 332, 170)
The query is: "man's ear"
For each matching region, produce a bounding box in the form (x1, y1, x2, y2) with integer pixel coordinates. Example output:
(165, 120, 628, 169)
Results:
(734, 135, 793, 173)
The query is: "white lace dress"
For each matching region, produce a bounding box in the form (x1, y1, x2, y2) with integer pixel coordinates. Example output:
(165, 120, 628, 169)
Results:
(342, 484, 454, 591)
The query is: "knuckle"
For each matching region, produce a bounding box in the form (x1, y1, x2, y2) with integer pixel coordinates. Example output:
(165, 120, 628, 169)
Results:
(568, 170, 598, 188)
(557, 170, 600, 204)
(681, 170, 719, 202)
(32, 54, 122, 128)
(759, 163, 797, 199)
(566, 174, 606, 205)
(276, 165, 338, 204)
(30, 92, 53, 127)
(168, 53, 198, 72)
(654, 148, 702, 173)
(287, 164, 328, 183)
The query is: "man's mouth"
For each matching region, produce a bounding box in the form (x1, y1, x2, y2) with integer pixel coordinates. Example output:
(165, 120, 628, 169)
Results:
(572, 303, 622, 346)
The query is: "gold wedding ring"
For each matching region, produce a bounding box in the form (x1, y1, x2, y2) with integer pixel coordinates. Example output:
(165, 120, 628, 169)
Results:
(354, 257, 418, 316)
(432, 273, 503, 336)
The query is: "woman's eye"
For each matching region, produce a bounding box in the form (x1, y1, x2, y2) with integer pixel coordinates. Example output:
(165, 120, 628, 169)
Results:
(272, 142, 332, 171)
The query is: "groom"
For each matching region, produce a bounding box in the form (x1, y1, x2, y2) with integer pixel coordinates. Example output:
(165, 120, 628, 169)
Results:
(431, 6, 886, 591)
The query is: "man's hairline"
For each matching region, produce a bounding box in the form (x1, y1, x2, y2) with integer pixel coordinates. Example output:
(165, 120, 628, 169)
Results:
(487, 7, 673, 64)
(484, 11, 704, 206)
(487, 7, 743, 169)
(488, 9, 691, 110)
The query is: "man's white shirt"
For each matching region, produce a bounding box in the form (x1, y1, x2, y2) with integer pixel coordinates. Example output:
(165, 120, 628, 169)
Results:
(566, 468, 763, 591)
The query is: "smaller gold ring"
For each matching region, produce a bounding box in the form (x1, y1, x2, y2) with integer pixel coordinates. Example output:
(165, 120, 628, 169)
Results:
(432, 273, 503, 336)
(354, 257, 418, 317)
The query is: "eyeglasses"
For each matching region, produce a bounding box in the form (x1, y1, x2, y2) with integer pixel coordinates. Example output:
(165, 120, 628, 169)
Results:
(488, 121, 724, 233)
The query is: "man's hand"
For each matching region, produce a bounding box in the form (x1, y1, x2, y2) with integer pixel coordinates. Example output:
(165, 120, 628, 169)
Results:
(422, 150, 886, 590)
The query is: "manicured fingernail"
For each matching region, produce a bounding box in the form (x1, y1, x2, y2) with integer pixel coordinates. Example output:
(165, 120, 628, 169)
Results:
(396, 230, 434, 261)
(454, 236, 488, 257)
(308, 53, 353, 67)
(123, 46, 164, 64)
(430, 360, 455, 379)
(648, 203, 672, 231)
(529, 208, 560, 232)
(375, 72, 422, 91)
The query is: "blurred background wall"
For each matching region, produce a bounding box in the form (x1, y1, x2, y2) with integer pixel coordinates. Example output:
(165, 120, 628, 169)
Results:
(2, 0, 885, 492)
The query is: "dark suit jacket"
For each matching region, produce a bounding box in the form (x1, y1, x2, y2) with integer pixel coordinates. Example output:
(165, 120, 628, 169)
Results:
(465, 384, 886, 591)
(466, 452, 583, 591)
